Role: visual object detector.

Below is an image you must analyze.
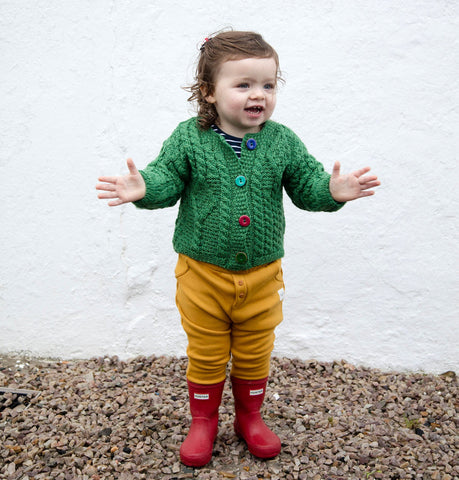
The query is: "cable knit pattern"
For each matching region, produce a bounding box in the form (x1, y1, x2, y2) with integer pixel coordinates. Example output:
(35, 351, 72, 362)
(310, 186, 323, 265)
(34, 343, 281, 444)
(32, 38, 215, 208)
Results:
(134, 117, 344, 271)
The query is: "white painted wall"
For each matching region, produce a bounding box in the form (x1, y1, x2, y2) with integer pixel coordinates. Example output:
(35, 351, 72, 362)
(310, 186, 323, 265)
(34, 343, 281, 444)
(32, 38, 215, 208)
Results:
(1, 1, 458, 374)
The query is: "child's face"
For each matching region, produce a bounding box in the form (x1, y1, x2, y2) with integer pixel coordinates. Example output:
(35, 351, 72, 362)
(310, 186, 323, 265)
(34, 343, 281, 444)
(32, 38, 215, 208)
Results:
(206, 57, 277, 138)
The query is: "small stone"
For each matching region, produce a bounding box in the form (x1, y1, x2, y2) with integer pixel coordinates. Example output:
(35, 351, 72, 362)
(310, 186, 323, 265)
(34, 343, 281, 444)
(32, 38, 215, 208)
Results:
(84, 466, 97, 476)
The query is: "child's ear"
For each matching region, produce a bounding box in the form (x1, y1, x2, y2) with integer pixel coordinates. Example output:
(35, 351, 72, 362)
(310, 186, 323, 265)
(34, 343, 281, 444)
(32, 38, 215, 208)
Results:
(201, 85, 216, 104)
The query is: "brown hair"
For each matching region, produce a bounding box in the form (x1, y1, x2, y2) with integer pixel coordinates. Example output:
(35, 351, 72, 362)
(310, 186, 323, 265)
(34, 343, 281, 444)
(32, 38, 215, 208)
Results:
(186, 30, 282, 130)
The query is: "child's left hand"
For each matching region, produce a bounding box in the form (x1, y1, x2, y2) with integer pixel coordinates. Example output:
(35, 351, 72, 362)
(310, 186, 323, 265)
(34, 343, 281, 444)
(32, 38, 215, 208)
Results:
(329, 161, 380, 202)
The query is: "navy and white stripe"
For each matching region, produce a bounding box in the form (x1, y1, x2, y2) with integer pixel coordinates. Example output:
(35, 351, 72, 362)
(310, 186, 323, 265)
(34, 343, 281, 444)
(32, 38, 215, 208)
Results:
(212, 125, 243, 158)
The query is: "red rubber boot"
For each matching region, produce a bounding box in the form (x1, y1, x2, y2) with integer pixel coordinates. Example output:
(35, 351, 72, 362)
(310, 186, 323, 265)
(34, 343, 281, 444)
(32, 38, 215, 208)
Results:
(180, 379, 225, 467)
(231, 376, 281, 459)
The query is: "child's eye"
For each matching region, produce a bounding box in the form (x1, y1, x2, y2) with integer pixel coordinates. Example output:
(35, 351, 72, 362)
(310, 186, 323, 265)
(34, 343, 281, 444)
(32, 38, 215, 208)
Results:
(264, 83, 275, 90)
(237, 83, 249, 89)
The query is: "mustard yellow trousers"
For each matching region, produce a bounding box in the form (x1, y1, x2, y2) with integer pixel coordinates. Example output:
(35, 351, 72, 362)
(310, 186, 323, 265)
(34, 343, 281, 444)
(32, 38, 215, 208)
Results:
(175, 254, 285, 384)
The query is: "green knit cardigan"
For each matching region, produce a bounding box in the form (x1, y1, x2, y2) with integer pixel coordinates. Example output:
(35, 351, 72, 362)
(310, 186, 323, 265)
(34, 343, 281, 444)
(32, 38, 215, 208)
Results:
(134, 117, 344, 271)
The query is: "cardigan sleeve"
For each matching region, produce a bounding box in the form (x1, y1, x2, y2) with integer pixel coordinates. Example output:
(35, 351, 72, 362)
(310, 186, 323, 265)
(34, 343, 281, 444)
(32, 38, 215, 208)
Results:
(133, 124, 190, 210)
(282, 129, 345, 212)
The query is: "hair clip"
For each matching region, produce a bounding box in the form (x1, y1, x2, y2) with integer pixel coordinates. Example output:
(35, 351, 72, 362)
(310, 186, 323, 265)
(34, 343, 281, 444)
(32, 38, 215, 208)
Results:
(200, 37, 210, 52)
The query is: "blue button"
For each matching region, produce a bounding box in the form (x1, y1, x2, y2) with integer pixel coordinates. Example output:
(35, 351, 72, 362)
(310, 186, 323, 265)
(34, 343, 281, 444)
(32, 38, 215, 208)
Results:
(246, 138, 257, 150)
(235, 175, 246, 187)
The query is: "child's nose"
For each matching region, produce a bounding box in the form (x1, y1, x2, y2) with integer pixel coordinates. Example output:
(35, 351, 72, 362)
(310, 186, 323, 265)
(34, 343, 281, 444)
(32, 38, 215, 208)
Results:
(250, 87, 265, 99)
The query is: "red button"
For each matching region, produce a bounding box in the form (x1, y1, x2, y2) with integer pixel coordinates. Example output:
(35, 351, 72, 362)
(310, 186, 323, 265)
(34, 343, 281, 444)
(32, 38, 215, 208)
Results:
(239, 215, 251, 227)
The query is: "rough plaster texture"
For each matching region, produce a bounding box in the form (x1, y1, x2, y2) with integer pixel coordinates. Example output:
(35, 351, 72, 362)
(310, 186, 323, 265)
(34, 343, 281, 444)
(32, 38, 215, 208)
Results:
(1, 1, 458, 373)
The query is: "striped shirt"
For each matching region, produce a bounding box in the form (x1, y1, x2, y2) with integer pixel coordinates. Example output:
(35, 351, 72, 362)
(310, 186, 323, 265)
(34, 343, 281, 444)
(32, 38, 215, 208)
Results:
(211, 125, 242, 158)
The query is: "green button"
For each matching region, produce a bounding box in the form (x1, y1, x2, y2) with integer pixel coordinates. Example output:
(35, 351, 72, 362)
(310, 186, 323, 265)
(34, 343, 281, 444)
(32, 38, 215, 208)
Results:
(235, 252, 248, 264)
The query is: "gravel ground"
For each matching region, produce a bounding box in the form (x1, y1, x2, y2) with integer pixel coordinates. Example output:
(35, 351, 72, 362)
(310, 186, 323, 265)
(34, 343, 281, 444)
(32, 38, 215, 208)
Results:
(0, 355, 457, 480)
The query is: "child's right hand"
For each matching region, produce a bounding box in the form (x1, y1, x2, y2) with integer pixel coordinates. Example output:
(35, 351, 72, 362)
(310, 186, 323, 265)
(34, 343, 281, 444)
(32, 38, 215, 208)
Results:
(96, 158, 146, 206)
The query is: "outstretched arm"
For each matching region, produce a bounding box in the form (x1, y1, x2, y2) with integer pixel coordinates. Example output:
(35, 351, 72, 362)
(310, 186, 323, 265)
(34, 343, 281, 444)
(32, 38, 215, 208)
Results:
(329, 161, 380, 202)
(96, 158, 146, 207)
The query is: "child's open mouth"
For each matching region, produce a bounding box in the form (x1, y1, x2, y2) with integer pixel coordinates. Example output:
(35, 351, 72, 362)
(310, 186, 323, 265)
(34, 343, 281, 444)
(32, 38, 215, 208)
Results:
(245, 106, 264, 115)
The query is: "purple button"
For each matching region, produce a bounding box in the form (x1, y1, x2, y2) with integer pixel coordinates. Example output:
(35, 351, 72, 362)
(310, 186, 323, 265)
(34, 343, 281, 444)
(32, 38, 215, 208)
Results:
(239, 215, 251, 227)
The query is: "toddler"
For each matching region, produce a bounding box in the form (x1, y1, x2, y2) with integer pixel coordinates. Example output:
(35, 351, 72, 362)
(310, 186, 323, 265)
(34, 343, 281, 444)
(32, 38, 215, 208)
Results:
(96, 30, 380, 467)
